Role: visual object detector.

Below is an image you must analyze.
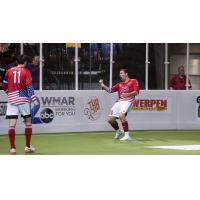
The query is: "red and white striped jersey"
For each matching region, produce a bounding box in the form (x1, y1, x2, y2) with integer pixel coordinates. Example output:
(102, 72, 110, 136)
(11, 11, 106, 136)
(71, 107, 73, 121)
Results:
(2, 66, 37, 105)
(111, 79, 140, 102)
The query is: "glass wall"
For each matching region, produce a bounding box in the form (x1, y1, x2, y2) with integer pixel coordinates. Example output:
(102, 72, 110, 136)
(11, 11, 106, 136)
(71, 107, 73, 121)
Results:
(0, 43, 20, 89)
(148, 43, 165, 89)
(1, 43, 200, 91)
(113, 43, 146, 89)
(43, 43, 75, 90)
(78, 43, 110, 90)
(168, 43, 187, 89)
(183, 44, 200, 90)
(23, 43, 40, 58)
(23, 43, 40, 90)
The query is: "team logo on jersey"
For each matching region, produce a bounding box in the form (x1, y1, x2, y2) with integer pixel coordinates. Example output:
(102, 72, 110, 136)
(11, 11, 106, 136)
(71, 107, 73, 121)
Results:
(84, 96, 102, 120)
(120, 86, 129, 93)
(0, 101, 7, 116)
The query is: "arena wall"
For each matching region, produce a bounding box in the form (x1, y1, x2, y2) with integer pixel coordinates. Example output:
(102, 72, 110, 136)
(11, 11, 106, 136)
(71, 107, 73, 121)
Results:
(0, 90, 200, 134)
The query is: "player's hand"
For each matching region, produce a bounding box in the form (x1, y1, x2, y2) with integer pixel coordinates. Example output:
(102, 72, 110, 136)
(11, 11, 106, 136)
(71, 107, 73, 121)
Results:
(99, 79, 104, 87)
(121, 93, 130, 98)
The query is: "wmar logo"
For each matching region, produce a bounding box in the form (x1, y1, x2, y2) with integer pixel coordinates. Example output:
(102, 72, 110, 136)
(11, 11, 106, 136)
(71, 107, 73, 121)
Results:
(31, 97, 54, 124)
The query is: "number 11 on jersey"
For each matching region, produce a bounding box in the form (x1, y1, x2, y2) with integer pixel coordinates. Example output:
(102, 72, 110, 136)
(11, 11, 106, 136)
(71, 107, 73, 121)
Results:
(13, 71, 21, 84)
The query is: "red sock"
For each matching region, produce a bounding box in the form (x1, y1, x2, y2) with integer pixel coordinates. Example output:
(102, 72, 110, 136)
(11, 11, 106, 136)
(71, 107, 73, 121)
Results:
(110, 121, 119, 131)
(122, 121, 129, 132)
(25, 125, 32, 148)
(9, 127, 16, 149)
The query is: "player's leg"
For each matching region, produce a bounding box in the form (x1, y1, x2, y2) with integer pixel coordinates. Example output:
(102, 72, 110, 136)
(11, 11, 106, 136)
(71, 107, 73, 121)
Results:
(108, 116, 122, 139)
(24, 117, 35, 153)
(19, 103, 35, 153)
(119, 112, 131, 140)
(8, 119, 17, 154)
(118, 101, 132, 141)
(5, 103, 18, 154)
(108, 102, 122, 139)
(108, 116, 118, 130)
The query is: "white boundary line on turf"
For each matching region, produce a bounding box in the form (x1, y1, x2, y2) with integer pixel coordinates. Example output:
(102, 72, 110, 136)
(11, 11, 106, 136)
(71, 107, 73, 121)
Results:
(147, 145, 200, 151)
(141, 130, 200, 133)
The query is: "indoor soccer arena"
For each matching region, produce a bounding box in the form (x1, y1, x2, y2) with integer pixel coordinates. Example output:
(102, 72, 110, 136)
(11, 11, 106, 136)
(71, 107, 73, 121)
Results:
(1, 43, 200, 155)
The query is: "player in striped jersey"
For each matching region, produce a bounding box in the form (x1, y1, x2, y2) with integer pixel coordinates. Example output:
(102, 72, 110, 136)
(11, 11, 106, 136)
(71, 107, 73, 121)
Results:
(99, 69, 140, 141)
(2, 55, 39, 154)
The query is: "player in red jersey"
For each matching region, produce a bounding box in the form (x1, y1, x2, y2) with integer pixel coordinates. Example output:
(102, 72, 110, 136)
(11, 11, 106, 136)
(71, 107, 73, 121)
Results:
(99, 69, 140, 140)
(2, 55, 39, 154)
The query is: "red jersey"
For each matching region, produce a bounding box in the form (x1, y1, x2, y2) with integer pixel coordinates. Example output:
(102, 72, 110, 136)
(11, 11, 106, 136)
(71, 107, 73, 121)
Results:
(170, 75, 192, 90)
(2, 66, 37, 105)
(111, 79, 140, 102)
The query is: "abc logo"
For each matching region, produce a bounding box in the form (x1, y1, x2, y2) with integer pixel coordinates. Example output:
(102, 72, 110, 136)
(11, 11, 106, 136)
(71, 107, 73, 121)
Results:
(40, 108, 54, 123)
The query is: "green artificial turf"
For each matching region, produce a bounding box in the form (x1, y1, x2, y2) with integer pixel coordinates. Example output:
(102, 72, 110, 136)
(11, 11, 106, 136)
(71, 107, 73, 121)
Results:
(1, 130, 200, 155)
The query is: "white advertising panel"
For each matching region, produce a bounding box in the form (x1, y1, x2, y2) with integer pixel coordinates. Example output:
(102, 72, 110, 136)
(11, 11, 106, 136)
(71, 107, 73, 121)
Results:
(0, 90, 200, 135)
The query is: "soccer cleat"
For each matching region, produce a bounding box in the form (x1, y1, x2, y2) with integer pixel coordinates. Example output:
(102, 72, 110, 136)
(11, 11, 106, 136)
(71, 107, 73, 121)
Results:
(24, 146, 35, 153)
(120, 135, 132, 141)
(10, 148, 16, 155)
(115, 130, 123, 139)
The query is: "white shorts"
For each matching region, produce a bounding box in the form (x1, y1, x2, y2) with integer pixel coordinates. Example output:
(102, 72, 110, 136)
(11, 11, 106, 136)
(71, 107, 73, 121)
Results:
(109, 101, 133, 118)
(6, 103, 31, 119)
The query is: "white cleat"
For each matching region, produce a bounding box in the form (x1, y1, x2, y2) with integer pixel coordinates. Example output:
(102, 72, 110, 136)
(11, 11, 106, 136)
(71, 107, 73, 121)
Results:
(115, 130, 123, 139)
(120, 136, 132, 141)
(10, 148, 16, 155)
(24, 146, 35, 153)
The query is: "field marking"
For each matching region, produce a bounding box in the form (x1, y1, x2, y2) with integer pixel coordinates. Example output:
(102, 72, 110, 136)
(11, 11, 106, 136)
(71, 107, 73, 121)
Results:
(147, 145, 200, 150)
(141, 130, 200, 134)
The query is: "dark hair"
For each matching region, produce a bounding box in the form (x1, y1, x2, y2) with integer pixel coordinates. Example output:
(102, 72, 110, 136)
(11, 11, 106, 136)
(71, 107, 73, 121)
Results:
(16, 54, 31, 65)
(120, 68, 128, 74)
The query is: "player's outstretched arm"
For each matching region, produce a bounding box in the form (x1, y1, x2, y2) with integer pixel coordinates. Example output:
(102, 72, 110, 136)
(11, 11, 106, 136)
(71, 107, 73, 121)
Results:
(99, 79, 112, 93)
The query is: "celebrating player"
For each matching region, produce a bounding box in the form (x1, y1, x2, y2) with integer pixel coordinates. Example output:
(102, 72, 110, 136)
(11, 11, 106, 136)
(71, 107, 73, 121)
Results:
(99, 69, 140, 141)
(2, 55, 39, 154)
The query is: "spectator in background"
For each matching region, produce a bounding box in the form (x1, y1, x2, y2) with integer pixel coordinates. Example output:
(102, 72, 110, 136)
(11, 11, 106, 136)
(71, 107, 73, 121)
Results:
(26, 56, 40, 90)
(0, 44, 16, 89)
(170, 65, 192, 90)
(0, 43, 10, 53)
(101, 43, 117, 59)
(27, 55, 58, 90)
